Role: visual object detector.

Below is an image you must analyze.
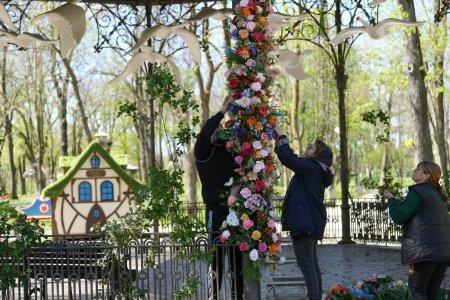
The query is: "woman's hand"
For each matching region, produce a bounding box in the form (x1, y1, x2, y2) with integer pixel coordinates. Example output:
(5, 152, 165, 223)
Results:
(273, 126, 285, 141)
(383, 190, 394, 199)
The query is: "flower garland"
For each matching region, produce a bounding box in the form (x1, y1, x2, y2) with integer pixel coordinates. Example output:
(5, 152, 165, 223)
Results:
(219, 0, 284, 281)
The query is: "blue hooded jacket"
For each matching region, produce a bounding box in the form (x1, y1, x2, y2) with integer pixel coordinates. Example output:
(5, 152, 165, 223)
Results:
(275, 138, 334, 239)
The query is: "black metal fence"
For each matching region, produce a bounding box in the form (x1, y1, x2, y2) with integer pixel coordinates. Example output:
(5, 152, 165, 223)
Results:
(1, 235, 240, 300)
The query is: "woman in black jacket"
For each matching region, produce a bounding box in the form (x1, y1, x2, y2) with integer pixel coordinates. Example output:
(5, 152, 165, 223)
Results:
(274, 127, 334, 300)
(384, 161, 450, 300)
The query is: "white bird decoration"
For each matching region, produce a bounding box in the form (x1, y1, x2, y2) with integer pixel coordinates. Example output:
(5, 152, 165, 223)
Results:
(270, 48, 312, 80)
(34, 1, 86, 58)
(330, 17, 426, 45)
(368, 0, 387, 7)
(0, 29, 58, 48)
(110, 47, 181, 84)
(129, 25, 201, 64)
(183, 7, 232, 22)
(0, 1, 15, 30)
(267, 12, 308, 29)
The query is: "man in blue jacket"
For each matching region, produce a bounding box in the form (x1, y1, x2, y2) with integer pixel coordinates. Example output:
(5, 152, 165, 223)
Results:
(274, 127, 334, 300)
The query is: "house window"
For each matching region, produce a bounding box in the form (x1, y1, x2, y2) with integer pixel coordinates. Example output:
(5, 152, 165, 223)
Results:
(93, 209, 101, 219)
(79, 182, 92, 201)
(101, 181, 114, 201)
(90, 155, 100, 169)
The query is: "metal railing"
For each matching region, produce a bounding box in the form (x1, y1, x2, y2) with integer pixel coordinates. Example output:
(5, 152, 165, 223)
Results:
(1, 235, 240, 300)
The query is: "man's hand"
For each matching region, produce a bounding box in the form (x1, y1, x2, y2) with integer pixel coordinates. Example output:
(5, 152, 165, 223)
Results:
(383, 190, 394, 200)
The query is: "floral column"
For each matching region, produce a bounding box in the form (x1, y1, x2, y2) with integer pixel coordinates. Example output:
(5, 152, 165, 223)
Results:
(219, 0, 284, 283)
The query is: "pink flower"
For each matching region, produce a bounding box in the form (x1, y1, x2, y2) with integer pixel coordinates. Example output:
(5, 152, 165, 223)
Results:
(242, 142, 251, 150)
(243, 219, 254, 230)
(255, 32, 265, 43)
(266, 4, 274, 13)
(231, 186, 240, 196)
(240, 0, 249, 6)
(235, 155, 244, 164)
(228, 196, 237, 206)
(258, 242, 267, 252)
(246, 59, 256, 67)
(239, 242, 249, 252)
(240, 187, 252, 198)
(268, 219, 276, 228)
(271, 232, 279, 242)
(250, 82, 262, 91)
(252, 140, 262, 149)
(226, 140, 234, 148)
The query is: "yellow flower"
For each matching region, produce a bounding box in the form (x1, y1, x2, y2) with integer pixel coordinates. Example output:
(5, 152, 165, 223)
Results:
(252, 230, 262, 240)
(241, 214, 249, 221)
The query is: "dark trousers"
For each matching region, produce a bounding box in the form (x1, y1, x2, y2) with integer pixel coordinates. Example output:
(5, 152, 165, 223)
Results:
(292, 234, 322, 300)
(408, 261, 448, 300)
(207, 210, 243, 300)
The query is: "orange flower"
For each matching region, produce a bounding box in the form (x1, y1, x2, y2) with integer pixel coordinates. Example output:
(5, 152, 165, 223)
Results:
(268, 115, 277, 126)
(242, 7, 251, 16)
(255, 122, 263, 130)
(246, 116, 256, 126)
(261, 133, 269, 142)
(241, 214, 249, 221)
(241, 49, 250, 59)
(268, 243, 278, 254)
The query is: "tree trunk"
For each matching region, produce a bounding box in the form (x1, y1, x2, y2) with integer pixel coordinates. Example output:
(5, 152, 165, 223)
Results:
(18, 157, 26, 194)
(290, 80, 301, 152)
(51, 53, 70, 156)
(397, 0, 434, 163)
(5, 114, 17, 199)
(431, 1, 448, 182)
(380, 95, 392, 183)
(61, 58, 92, 142)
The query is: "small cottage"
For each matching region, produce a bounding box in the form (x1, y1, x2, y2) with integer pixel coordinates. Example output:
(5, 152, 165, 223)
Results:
(41, 141, 145, 235)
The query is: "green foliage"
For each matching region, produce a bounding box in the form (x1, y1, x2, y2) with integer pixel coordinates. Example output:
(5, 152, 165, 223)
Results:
(362, 173, 404, 203)
(0, 202, 44, 295)
(361, 109, 390, 143)
(172, 274, 202, 298)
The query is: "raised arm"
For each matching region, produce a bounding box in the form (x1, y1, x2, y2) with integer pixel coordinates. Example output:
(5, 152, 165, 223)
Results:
(194, 101, 228, 161)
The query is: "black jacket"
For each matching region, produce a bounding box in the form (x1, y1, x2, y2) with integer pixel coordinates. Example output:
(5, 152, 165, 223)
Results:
(401, 182, 450, 265)
(194, 112, 236, 211)
(275, 138, 334, 239)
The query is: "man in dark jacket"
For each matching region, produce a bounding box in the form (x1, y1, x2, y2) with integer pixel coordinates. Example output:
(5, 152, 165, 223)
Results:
(274, 127, 334, 300)
(194, 101, 243, 300)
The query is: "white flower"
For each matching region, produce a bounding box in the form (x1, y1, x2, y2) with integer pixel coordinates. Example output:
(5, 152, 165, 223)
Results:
(251, 96, 261, 104)
(256, 6, 263, 13)
(236, 97, 251, 108)
(240, 0, 249, 6)
(224, 177, 234, 187)
(269, 210, 276, 218)
(271, 232, 279, 242)
(222, 230, 230, 239)
(252, 140, 262, 150)
(279, 256, 286, 264)
(250, 82, 261, 91)
(246, 21, 256, 31)
(260, 149, 269, 157)
(226, 210, 240, 226)
(224, 69, 232, 77)
(256, 72, 265, 82)
(249, 249, 259, 261)
(253, 161, 265, 173)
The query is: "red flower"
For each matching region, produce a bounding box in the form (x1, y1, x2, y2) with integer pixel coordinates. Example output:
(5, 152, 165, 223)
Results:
(255, 180, 266, 192)
(242, 142, 251, 150)
(264, 165, 273, 174)
(255, 90, 262, 96)
(255, 32, 265, 43)
(233, 92, 242, 99)
(229, 77, 239, 88)
(258, 106, 268, 116)
(225, 120, 235, 127)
